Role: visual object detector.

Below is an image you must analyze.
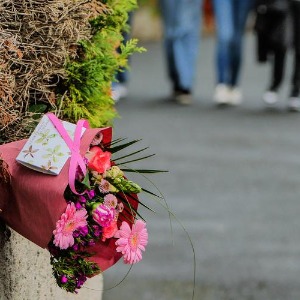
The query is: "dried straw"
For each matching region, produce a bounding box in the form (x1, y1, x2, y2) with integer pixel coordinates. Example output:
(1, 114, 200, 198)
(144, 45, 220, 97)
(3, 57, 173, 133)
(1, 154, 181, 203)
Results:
(0, 0, 106, 142)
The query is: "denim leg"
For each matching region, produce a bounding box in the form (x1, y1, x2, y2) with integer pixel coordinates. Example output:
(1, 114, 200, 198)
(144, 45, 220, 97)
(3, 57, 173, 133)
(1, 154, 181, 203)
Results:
(160, 0, 202, 91)
(230, 0, 253, 86)
(114, 13, 133, 84)
(212, 0, 234, 85)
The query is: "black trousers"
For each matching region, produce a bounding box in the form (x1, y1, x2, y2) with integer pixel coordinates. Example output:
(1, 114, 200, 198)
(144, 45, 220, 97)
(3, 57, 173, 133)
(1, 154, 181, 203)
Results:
(269, 46, 286, 91)
(255, 11, 288, 91)
(290, 0, 300, 97)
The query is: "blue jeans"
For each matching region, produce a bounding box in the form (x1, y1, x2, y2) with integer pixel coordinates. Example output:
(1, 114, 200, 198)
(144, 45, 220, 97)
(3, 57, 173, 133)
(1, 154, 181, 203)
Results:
(114, 12, 133, 85)
(160, 0, 202, 92)
(213, 0, 253, 87)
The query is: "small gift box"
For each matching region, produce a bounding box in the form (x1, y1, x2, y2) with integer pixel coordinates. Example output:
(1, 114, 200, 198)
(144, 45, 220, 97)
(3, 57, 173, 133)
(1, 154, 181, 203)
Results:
(16, 114, 86, 175)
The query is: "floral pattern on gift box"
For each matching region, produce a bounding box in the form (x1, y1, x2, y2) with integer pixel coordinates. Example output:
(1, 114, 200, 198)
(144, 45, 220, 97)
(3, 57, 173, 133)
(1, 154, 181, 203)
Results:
(35, 129, 57, 146)
(42, 145, 64, 163)
(22, 145, 39, 158)
(41, 161, 58, 172)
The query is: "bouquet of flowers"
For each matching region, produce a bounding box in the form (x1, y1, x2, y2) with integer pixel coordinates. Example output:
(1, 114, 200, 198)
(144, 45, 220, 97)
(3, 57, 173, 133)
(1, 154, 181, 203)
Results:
(0, 113, 160, 293)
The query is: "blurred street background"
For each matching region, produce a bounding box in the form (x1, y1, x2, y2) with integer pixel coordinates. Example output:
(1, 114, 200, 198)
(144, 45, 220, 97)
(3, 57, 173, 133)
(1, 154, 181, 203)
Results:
(99, 5, 300, 300)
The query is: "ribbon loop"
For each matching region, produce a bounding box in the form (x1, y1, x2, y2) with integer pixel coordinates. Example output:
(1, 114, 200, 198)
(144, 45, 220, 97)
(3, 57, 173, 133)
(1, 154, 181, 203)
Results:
(46, 113, 90, 195)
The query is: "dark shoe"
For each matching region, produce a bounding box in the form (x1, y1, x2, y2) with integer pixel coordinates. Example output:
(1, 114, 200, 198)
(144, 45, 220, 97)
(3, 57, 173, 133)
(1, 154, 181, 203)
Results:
(173, 88, 192, 105)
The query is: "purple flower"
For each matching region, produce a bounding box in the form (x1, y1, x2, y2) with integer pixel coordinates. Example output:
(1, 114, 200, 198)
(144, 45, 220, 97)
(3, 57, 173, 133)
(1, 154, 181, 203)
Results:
(87, 190, 95, 199)
(92, 225, 102, 237)
(72, 244, 79, 251)
(75, 202, 82, 210)
(61, 275, 68, 284)
(78, 195, 87, 203)
(76, 274, 87, 289)
(73, 226, 89, 238)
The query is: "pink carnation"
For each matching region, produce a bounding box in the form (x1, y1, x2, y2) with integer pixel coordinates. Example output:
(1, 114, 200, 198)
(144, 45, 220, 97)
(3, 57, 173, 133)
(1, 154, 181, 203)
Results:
(117, 202, 124, 213)
(99, 179, 110, 194)
(104, 194, 118, 208)
(115, 220, 148, 264)
(53, 203, 88, 249)
(93, 204, 115, 227)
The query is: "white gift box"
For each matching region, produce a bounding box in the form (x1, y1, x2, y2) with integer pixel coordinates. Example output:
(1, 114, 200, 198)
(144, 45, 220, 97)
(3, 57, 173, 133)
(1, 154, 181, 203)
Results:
(16, 114, 86, 175)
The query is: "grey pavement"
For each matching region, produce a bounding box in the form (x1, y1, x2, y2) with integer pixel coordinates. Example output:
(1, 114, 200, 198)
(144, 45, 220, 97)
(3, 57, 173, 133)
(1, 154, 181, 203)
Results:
(100, 34, 300, 300)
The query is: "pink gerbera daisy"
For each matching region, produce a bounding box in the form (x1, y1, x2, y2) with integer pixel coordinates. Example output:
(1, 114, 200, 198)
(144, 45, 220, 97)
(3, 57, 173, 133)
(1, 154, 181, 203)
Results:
(115, 220, 148, 264)
(53, 203, 88, 249)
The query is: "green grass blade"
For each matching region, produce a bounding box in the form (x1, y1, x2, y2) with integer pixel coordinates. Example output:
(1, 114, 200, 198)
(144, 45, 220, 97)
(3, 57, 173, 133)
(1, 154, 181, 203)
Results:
(141, 187, 164, 199)
(117, 154, 156, 165)
(121, 168, 168, 174)
(113, 147, 150, 162)
(108, 139, 141, 153)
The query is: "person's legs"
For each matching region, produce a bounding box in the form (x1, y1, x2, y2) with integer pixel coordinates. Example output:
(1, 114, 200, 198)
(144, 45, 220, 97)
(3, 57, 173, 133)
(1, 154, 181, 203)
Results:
(270, 48, 286, 92)
(160, 0, 202, 98)
(212, 0, 235, 104)
(288, 0, 300, 111)
(213, 0, 234, 85)
(112, 12, 133, 101)
(174, 0, 202, 93)
(262, 48, 286, 106)
(290, 0, 300, 98)
(160, 0, 179, 90)
(230, 0, 253, 87)
(114, 26, 131, 84)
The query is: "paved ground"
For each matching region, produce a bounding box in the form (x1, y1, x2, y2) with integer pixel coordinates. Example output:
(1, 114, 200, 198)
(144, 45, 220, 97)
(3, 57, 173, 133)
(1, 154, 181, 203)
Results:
(100, 34, 300, 300)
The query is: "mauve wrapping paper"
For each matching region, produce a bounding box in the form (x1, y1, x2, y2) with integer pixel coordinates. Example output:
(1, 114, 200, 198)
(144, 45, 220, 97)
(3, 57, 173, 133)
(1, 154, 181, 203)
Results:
(0, 127, 111, 249)
(0, 125, 140, 272)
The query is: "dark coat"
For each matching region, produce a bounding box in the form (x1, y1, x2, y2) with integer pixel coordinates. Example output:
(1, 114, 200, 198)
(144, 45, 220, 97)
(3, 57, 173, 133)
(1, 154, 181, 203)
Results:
(254, 0, 290, 62)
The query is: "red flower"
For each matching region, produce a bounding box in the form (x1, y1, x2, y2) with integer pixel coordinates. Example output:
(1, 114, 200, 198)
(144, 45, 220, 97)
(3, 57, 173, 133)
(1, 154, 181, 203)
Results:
(87, 147, 111, 174)
(102, 220, 118, 241)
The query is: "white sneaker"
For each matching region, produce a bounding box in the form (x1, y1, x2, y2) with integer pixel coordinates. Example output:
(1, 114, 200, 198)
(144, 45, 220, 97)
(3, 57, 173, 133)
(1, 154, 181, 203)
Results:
(213, 84, 231, 105)
(229, 87, 242, 105)
(111, 84, 128, 102)
(262, 91, 278, 106)
(287, 97, 300, 112)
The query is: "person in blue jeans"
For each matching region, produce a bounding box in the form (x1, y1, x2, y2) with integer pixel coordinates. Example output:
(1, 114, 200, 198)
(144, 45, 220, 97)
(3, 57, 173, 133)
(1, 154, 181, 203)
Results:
(112, 13, 132, 102)
(159, 0, 202, 105)
(212, 0, 254, 105)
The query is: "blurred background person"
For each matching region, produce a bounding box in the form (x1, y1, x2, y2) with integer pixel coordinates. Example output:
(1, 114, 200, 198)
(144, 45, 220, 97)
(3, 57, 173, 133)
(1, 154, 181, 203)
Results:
(212, 0, 254, 106)
(288, 0, 300, 111)
(112, 13, 133, 102)
(159, 0, 203, 105)
(254, 0, 289, 107)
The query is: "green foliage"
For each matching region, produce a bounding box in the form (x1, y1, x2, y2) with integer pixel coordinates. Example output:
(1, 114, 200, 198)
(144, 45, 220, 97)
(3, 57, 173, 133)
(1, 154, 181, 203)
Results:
(51, 254, 100, 293)
(60, 0, 144, 127)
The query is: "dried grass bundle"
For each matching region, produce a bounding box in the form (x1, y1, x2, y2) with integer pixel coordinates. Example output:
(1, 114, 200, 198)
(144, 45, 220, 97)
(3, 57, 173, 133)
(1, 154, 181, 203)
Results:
(0, 0, 107, 142)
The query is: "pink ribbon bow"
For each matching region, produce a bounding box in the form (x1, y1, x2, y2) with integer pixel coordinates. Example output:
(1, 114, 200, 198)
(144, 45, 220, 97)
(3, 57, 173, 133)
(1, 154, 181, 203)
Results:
(47, 113, 89, 195)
